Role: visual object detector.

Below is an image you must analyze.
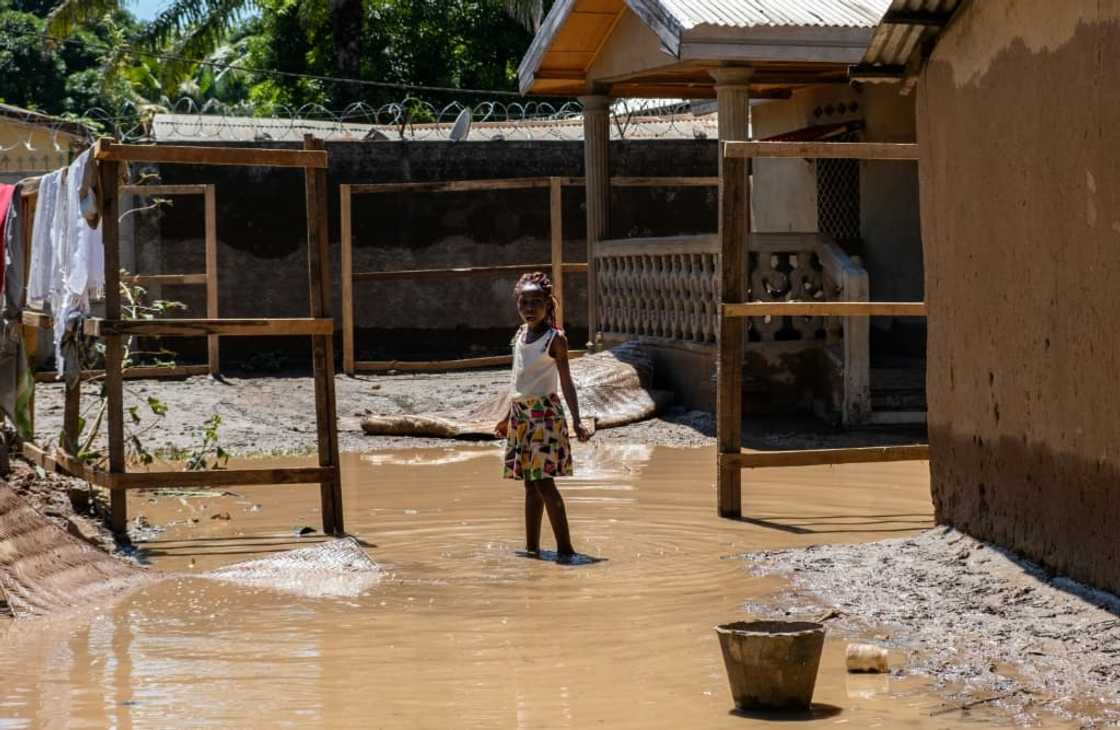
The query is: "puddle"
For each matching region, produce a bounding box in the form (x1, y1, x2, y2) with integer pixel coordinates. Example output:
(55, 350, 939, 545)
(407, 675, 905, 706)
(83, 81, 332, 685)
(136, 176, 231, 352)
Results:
(0, 446, 1071, 727)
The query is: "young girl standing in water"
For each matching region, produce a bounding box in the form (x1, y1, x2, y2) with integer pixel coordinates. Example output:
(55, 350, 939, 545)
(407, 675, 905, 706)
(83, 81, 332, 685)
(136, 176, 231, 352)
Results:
(496, 272, 591, 561)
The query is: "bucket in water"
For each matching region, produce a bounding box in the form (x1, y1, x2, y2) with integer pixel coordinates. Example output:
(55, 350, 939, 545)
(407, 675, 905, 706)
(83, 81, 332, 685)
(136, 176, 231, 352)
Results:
(715, 620, 826, 711)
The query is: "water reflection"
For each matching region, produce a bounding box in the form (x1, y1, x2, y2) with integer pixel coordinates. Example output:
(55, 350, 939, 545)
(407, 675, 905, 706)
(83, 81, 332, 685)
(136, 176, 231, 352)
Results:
(0, 446, 967, 728)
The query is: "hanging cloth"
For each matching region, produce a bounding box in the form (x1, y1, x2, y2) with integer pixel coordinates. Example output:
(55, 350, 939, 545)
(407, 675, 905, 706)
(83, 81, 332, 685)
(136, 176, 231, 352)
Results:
(0, 184, 14, 296)
(0, 183, 34, 438)
(27, 169, 61, 305)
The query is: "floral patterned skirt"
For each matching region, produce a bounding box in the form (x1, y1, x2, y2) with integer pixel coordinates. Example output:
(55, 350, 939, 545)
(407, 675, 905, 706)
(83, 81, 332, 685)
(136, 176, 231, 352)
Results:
(503, 393, 573, 481)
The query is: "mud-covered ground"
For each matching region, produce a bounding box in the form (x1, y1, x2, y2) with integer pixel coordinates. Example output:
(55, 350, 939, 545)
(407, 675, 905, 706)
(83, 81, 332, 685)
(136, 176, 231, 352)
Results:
(32, 370, 927, 456)
(742, 527, 1120, 727)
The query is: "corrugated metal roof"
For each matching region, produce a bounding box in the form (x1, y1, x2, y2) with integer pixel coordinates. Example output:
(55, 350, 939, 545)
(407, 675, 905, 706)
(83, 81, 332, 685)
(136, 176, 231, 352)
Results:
(656, 0, 893, 30)
(857, 0, 961, 70)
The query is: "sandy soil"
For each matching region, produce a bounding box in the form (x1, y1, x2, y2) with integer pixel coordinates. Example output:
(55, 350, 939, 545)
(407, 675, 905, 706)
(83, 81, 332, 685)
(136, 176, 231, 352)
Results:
(742, 527, 1120, 727)
(31, 369, 928, 456)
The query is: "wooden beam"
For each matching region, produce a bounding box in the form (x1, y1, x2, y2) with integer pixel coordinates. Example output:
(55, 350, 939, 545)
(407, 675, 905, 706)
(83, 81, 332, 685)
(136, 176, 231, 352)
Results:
(717, 155, 747, 520)
(352, 262, 587, 281)
(724, 141, 920, 161)
(550, 177, 565, 331)
(340, 184, 355, 376)
(304, 135, 345, 537)
(349, 178, 552, 194)
(99, 157, 127, 533)
(93, 139, 328, 169)
(21, 310, 52, 329)
(123, 273, 208, 286)
(204, 184, 220, 375)
(724, 301, 928, 318)
(735, 444, 930, 469)
(881, 9, 951, 26)
(607, 176, 719, 188)
(109, 466, 335, 491)
(84, 318, 334, 337)
(21, 442, 112, 488)
(33, 364, 210, 383)
(355, 350, 585, 373)
(120, 184, 208, 196)
(848, 64, 908, 82)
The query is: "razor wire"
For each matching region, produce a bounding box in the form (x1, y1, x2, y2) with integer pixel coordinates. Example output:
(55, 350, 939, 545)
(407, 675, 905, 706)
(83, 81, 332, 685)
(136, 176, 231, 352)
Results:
(0, 96, 717, 173)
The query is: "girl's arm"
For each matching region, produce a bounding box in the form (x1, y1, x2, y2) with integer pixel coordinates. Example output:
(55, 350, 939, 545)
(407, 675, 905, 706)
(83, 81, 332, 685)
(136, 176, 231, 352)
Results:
(551, 333, 591, 441)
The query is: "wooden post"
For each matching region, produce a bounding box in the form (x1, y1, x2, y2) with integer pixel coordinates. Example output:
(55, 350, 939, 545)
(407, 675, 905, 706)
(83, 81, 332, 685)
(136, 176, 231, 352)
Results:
(549, 177, 564, 331)
(711, 68, 752, 519)
(340, 184, 354, 375)
(303, 136, 344, 535)
(99, 157, 127, 533)
(579, 94, 611, 350)
(204, 184, 220, 375)
(62, 380, 80, 455)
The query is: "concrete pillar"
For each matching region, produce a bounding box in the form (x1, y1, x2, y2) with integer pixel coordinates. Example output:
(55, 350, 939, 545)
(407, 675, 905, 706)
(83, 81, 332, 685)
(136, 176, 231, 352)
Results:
(711, 67, 752, 519)
(579, 94, 611, 349)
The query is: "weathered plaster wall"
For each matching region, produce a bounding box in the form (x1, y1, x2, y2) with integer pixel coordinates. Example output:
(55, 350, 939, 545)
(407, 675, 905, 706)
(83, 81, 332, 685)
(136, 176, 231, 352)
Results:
(918, 0, 1120, 593)
(132, 139, 716, 365)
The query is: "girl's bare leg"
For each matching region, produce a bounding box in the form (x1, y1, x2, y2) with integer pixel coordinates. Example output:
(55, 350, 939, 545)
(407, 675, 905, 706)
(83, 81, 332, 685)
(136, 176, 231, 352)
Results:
(524, 480, 544, 553)
(535, 478, 574, 557)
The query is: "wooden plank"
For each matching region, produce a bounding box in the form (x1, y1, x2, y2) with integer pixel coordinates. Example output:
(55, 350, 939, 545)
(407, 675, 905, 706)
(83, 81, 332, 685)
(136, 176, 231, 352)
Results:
(109, 466, 335, 491)
(85, 318, 334, 337)
(123, 273, 208, 286)
(21, 442, 112, 488)
(550, 177, 565, 330)
(717, 155, 747, 519)
(349, 178, 552, 194)
(557, 176, 720, 187)
(93, 139, 328, 169)
(607, 176, 719, 187)
(304, 136, 344, 537)
(724, 301, 928, 318)
(120, 184, 207, 196)
(204, 184, 220, 376)
(21, 310, 52, 329)
(33, 364, 210, 383)
(353, 262, 586, 281)
(355, 350, 586, 373)
(736, 444, 930, 469)
(99, 157, 127, 533)
(723, 141, 920, 161)
(340, 184, 355, 376)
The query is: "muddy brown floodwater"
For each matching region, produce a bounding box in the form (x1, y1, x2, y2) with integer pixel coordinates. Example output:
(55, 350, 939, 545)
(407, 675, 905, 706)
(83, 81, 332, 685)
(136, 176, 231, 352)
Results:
(0, 446, 1075, 728)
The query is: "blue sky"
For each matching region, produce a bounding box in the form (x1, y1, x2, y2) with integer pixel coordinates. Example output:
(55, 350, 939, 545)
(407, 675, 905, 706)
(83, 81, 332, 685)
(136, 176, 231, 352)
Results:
(129, 0, 171, 20)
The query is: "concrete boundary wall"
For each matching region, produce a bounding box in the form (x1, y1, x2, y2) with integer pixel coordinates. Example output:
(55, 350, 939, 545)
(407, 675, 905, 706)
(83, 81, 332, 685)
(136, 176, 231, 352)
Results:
(124, 139, 717, 366)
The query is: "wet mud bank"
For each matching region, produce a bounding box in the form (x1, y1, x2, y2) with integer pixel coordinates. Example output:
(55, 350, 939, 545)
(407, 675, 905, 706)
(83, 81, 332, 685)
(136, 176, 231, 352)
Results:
(32, 369, 926, 456)
(743, 527, 1120, 726)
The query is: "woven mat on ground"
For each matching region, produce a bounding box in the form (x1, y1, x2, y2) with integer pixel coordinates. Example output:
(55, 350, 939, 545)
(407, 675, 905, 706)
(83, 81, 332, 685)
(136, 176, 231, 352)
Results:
(360, 341, 674, 439)
(0, 485, 152, 618)
(0, 483, 379, 618)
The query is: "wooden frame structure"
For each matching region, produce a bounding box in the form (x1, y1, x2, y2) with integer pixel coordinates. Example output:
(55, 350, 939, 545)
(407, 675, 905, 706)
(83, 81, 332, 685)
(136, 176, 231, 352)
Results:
(339, 175, 717, 375)
(23, 137, 345, 536)
(717, 140, 929, 518)
(25, 183, 222, 382)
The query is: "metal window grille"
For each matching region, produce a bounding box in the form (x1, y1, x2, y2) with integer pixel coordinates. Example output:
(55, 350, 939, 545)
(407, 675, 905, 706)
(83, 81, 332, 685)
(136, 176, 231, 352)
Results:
(815, 134, 861, 241)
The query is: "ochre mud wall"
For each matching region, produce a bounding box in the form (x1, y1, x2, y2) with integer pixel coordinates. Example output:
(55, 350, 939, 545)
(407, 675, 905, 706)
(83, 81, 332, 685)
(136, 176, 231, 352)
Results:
(918, 1, 1120, 592)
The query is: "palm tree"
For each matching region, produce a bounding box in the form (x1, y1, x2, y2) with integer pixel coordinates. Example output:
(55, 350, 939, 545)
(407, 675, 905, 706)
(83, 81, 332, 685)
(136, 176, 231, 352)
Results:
(505, 0, 544, 32)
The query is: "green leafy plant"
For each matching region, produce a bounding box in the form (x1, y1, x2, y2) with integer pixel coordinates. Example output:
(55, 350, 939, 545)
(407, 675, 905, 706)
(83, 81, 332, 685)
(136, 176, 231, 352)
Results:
(184, 413, 229, 470)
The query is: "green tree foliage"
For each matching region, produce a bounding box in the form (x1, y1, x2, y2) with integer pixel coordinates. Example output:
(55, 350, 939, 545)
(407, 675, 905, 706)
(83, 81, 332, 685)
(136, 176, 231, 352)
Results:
(0, 0, 135, 116)
(246, 0, 536, 110)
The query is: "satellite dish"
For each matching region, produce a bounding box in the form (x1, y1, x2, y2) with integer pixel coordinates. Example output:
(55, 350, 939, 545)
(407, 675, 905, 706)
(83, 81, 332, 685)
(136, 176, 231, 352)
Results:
(449, 107, 472, 142)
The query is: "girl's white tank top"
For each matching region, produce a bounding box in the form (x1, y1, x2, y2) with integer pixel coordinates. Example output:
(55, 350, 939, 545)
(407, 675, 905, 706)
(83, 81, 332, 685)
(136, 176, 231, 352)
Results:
(511, 325, 559, 397)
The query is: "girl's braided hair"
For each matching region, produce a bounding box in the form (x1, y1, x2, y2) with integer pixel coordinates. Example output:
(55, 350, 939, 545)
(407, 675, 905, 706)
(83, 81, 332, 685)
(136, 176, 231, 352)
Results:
(514, 271, 558, 330)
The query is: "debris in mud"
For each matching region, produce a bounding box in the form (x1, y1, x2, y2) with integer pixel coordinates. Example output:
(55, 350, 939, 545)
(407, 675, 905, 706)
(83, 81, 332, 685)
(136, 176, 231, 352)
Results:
(846, 643, 889, 673)
(210, 512, 231, 521)
(741, 527, 1120, 726)
(295, 526, 315, 536)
